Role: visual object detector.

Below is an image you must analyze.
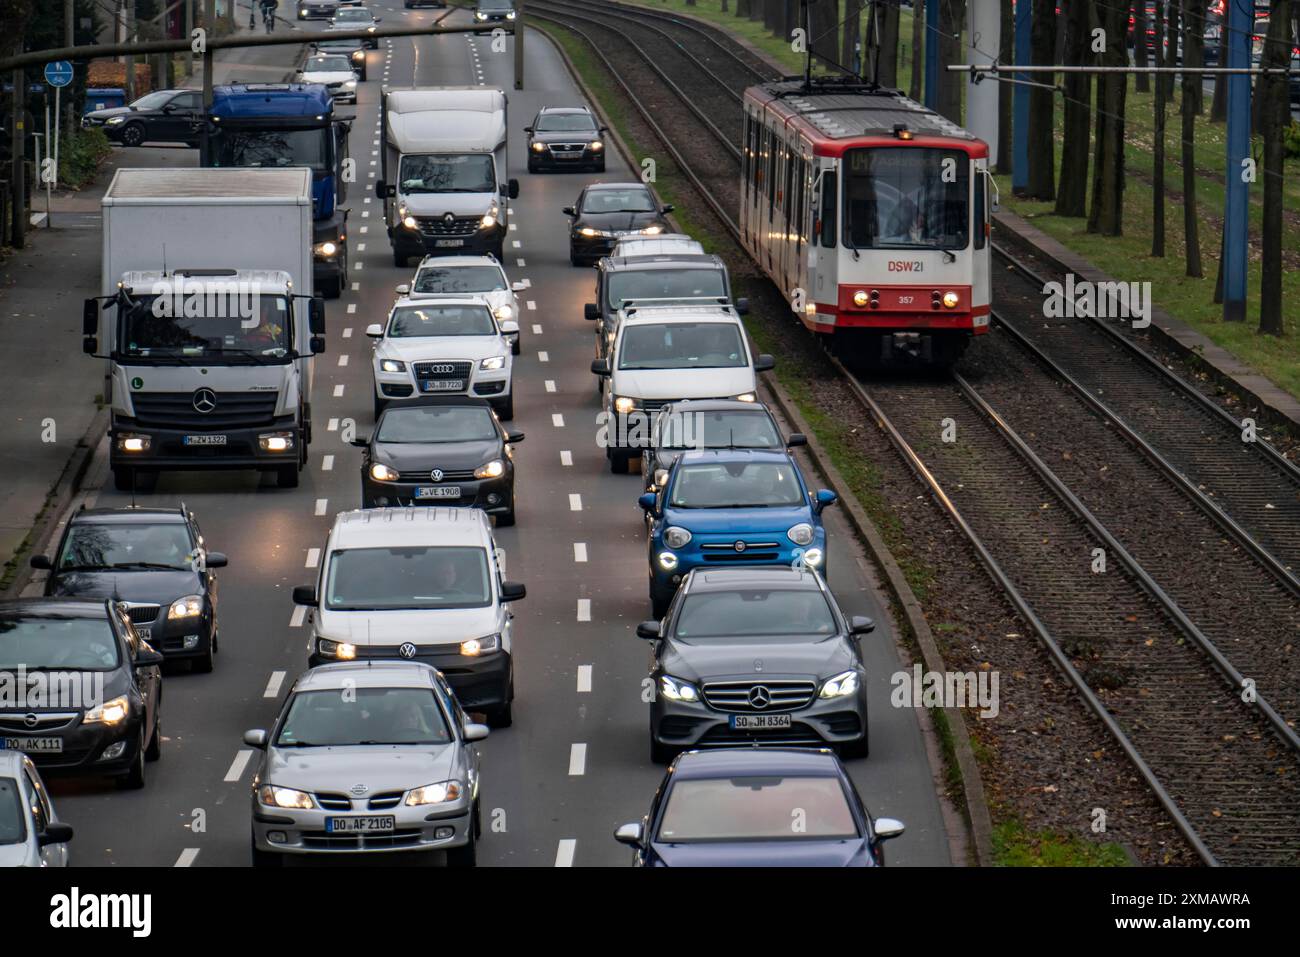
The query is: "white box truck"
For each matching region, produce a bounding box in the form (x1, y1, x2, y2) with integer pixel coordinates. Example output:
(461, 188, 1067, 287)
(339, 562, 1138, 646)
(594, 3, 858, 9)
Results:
(84, 167, 326, 491)
(376, 87, 519, 267)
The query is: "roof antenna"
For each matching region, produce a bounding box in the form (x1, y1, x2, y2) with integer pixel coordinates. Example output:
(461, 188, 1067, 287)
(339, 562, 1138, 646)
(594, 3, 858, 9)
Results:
(162, 242, 168, 277)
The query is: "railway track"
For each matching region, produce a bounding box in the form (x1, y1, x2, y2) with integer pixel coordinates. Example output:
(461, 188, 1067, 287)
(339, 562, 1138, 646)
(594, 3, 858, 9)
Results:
(535, 1, 1300, 864)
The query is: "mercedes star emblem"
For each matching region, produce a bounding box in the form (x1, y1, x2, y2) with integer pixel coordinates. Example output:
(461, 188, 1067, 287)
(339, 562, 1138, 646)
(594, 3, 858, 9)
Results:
(748, 686, 772, 710)
(192, 388, 217, 414)
(431, 468, 444, 482)
(734, 541, 747, 553)
(398, 642, 417, 659)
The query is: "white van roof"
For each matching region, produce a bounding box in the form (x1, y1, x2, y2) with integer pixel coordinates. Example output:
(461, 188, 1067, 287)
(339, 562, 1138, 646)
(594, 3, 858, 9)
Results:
(329, 507, 494, 549)
(384, 87, 507, 153)
(610, 235, 704, 258)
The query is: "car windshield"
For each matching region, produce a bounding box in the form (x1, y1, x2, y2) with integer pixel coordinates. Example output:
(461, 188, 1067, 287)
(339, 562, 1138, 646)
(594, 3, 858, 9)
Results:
(618, 322, 746, 371)
(656, 409, 781, 451)
(399, 154, 495, 194)
(377, 405, 498, 443)
(843, 147, 969, 251)
(388, 304, 497, 337)
(0, 780, 23, 846)
(412, 265, 506, 295)
(0, 616, 121, 671)
(670, 461, 803, 508)
(675, 588, 837, 638)
(606, 268, 728, 310)
(582, 188, 655, 213)
(657, 775, 859, 842)
(276, 688, 451, 747)
(58, 522, 194, 571)
(131, 91, 173, 111)
(325, 546, 491, 609)
(119, 293, 293, 360)
(479, 0, 513, 9)
(316, 40, 361, 53)
(305, 55, 352, 72)
(536, 113, 596, 132)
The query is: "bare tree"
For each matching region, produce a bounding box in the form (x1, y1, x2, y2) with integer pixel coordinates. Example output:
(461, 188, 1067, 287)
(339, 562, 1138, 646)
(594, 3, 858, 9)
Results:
(809, 0, 840, 65)
(1133, 1, 1151, 93)
(909, 0, 923, 99)
(878, 1, 899, 85)
(997, 0, 1013, 174)
(1180, 0, 1203, 277)
(1210, 17, 1228, 121)
(937, 0, 967, 123)
(1026, 0, 1056, 199)
(1258, 0, 1291, 335)
(843, 0, 861, 74)
(1089, 0, 1129, 235)
(1055, 0, 1092, 216)
(1152, 1, 1168, 257)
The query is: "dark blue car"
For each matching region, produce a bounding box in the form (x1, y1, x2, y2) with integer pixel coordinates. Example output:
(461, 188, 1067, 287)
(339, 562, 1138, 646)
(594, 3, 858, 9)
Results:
(639, 449, 836, 617)
(614, 748, 905, 866)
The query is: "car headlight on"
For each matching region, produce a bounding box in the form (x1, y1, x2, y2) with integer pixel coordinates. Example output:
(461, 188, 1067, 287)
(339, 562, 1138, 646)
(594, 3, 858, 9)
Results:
(613, 395, 636, 415)
(474, 459, 505, 479)
(351, 49, 365, 60)
(84, 694, 130, 726)
(317, 637, 358, 660)
(590, 140, 604, 151)
(480, 210, 498, 230)
(117, 432, 151, 453)
(259, 431, 295, 452)
(379, 358, 406, 373)
(494, 304, 514, 321)
(657, 551, 678, 571)
(168, 595, 203, 619)
(800, 547, 824, 568)
(942, 291, 960, 309)
(733, 392, 757, 402)
(475, 11, 487, 19)
(460, 633, 500, 656)
(506, 10, 516, 18)
(663, 526, 692, 549)
(579, 227, 609, 238)
(639, 224, 664, 236)
(370, 462, 399, 482)
(659, 675, 699, 702)
(819, 669, 860, 699)
(106, 115, 125, 125)
(344, 79, 357, 88)
(402, 215, 418, 229)
(405, 780, 462, 805)
(479, 355, 506, 371)
(531, 141, 545, 152)
(367, 25, 376, 31)
(259, 785, 315, 810)
(314, 240, 338, 257)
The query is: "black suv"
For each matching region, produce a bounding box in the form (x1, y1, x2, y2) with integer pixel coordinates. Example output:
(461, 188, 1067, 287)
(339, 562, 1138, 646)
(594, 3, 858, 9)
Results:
(526, 106, 607, 173)
(31, 506, 227, 673)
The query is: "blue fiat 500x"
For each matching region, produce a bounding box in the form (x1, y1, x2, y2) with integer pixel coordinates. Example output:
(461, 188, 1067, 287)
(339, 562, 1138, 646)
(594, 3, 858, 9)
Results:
(639, 449, 836, 617)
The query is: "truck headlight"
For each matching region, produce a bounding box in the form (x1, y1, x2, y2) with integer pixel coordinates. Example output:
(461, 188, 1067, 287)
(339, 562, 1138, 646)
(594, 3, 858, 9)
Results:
(379, 358, 406, 373)
(370, 463, 399, 482)
(317, 637, 357, 660)
(168, 595, 203, 619)
(787, 523, 814, 546)
(659, 675, 698, 702)
(117, 433, 151, 453)
(480, 207, 499, 229)
(474, 459, 505, 479)
(819, 670, 859, 699)
(663, 526, 692, 549)
(479, 355, 506, 371)
(460, 633, 500, 656)
(259, 431, 295, 452)
(84, 695, 130, 726)
(403, 216, 418, 229)
(314, 241, 338, 257)
(259, 785, 315, 810)
(405, 780, 462, 805)
(613, 395, 636, 415)
(657, 551, 678, 571)
(351, 49, 365, 61)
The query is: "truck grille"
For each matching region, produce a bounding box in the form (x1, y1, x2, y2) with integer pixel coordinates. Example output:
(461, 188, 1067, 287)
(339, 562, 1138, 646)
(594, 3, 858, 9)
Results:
(416, 215, 480, 238)
(129, 392, 280, 429)
(701, 679, 817, 713)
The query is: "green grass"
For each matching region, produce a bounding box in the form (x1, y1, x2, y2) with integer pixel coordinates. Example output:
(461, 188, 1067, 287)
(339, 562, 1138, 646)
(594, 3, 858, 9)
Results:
(993, 818, 1131, 867)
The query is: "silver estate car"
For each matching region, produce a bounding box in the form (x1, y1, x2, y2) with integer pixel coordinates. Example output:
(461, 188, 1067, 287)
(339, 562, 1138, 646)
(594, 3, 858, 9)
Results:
(0, 751, 72, 867)
(246, 661, 488, 867)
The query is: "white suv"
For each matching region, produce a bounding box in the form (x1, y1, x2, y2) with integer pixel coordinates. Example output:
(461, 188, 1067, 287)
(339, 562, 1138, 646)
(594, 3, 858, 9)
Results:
(295, 507, 525, 727)
(397, 255, 525, 355)
(368, 296, 516, 420)
(590, 303, 775, 473)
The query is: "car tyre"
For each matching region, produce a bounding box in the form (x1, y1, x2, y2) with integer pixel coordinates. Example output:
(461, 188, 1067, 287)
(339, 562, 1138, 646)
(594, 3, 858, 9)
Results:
(393, 250, 408, 269)
(650, 737, 676, 765)
(650, 582, 673, 619)
(485, 677, 513, 728)
(495, 488, 516, 527)
(252, 838, 284, 868)
(569, 249, 583, 267)
(445, 823, 477, 868)
(511, 337, 520, 356)
(192, 632, 215, 673)
(145, 712, 162, 761)
(120, 122, 146, 147)
(116, 731, 146, 790)
(609, 449, 631, 474)
(496, 391, 514, 421)
(277, 463, 300, 489)
(373, 394, 387, 420)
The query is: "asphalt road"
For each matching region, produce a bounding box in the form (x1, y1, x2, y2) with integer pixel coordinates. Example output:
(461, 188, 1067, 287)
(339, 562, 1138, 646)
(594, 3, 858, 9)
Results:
(27, 5, 955, 867)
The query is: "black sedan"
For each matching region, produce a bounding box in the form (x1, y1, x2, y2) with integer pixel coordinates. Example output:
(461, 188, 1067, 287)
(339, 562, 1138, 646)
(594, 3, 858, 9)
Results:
(0, 599, 163, 790)
(31, 506, 226, 673)
(614, 748, 905, 866)
(526, 106, 607, 173)
(82, 89, 202, 148)
(353, 396, 524, 525)
(642, 399, 805, 490)
(312, 37, 368, 80)
(473, 0, 516, 32)
(563, 183, 673, 267)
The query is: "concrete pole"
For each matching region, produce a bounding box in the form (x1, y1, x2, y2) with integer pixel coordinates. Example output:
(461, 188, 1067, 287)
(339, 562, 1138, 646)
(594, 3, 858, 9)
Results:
(966, 0, 999, 167)
(1011, 0, 1030, 193)
(513, 4, 524, 91)
(125, 0, 137, 99)
(185, 0, 194, 78)
(203, 0, 215, 112)
(923, 0, 940, 108)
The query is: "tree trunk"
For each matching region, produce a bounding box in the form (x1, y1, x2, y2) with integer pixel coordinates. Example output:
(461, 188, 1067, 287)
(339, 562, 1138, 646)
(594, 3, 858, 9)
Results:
(1133, 1, 1150, 93)
(997, 0, 1013, 174)
(1026, 0, 1056, 199)
(737, 0, 751, 16)
(749, 0, 763, 22)
(909, 0, 923, 99)
(1258, 0, 1290, 336)
(1163, 0, 1179, 103)
(1180, 0, 1203, 278)
(781, 0, 799, 42)
(1055, 0, 1091, 216)
(1210, 17, 1228, 121)
(1152, 1, 1167, 257)
(809, 0, 839, 66)
(1089, 0, 1129, 235)
(937, 0, 966, 123)
(764, 0, 779, 34)
(878, 1, 899, 87)
(842, 0, 860, 75)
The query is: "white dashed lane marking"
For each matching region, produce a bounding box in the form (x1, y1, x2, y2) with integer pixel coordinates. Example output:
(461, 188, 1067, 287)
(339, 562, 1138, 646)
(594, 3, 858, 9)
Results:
(555, 840, 576, 867)
(573, 542, 587, 562)
(577, 599, 591, 622)
(264, 671, 286, 698)
(290, 606, 307, 628)
(224, 750, 254, 783)
(552, 413, 564, 428)
(174, 848, 200, 867)
(560, 450, 573, 466)
(544, 380, 556, 393)
(569, 493, 582, 511)
(568, 743, 587, 776)
(315, 498, 328, 516)
(306, 548, 321, 569)
(577, 665, 592, 693)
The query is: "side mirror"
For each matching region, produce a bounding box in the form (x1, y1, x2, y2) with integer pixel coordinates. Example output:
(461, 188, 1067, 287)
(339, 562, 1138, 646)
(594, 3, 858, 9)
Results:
(365, 323, 385, 338)
(374, 180, 387, 201)
(506, 430, 525, 444)
(786, 433, 807, 448)
(310, 335, 327, 355)
(83, 336, 98, 355)
(814, 489, 838, 513)
(205, 551, 228, 569)
(591, 358, 610, 376)
(500, 581, 527, 601)
(349, 436, 370, 447)
(638, 492, 657, 512)
(599, 126, 610, 134)
(562, 205, 576, 217)
(661, 204, 674, 214)
(874, 817, 906, 842)
(523, 126, 534, 134)
(37, 822, 74, 847)
(754, 354, 776, 373)
(850, 615, 875, 635)
(614, 822, 644, 847)
(584, 302, 599, 321)
(635, 620, 660, 640)
(292, 585, 318, 607)
(83, 299, 99, 336)
(243, 729, 269, 750)
(507, 178, 520, 200)
(309, 297, 326, 334)
(734, 297, 750, 315)
(498, 319, 519, 334)
(463, 722, 490, 743)
(395, 283, 410, 295)
(134, 644, 165, 667)
(29, 555, 52, 570)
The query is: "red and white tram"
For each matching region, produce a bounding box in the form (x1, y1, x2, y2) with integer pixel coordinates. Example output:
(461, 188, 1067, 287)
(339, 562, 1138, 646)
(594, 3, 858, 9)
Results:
(740, 78, 993, 367)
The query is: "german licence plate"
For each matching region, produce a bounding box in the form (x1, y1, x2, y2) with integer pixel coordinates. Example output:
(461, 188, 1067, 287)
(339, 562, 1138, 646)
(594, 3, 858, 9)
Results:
(421, 380, 463, 392)
(2, 737, 63, 753)
(435, 239, 464, 248)
(729, 714, 792, 730)
(415, 486, 461, 500)
(183, 434, 227, 446)
(325, 815, 395, 833)
(135, 627, 152, 642)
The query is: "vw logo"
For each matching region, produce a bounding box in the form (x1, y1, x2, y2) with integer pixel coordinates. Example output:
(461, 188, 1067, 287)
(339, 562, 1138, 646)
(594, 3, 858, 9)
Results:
(748, 686, 772, 710)
(23, 713, 39, 728)
(350, 783, 369, 796)
(443, 212, 456, 224)
(431, 468, 444, 482)
(192, 388, 217, 414)
(398, 642, 417, 659)
(734, 541, 747, 553)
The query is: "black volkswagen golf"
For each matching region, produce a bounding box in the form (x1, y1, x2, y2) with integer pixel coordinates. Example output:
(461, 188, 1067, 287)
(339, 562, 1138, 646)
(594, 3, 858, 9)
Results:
(354, 396, 524, 524)
(31, 506, 226, 672)
(0, 599, 163, 789)
(564, 183, 674, 266)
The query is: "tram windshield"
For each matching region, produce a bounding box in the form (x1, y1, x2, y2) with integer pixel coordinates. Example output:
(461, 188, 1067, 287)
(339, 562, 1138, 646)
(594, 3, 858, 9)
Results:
(841, 147, 969, 251)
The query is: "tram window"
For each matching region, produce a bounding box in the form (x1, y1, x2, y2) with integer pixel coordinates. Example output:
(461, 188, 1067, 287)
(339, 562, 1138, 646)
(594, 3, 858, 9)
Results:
(767, 130, 778, 214)
(841, 147, 969, 251)
(783, 148, 794, 221)
(818, 171, 837, 248)
(974, 167, 986, 251)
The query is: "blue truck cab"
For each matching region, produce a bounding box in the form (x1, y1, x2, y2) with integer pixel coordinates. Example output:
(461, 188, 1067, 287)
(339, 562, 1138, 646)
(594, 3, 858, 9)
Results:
(639, 449, 837, 617)
(202, 83, 352, 298)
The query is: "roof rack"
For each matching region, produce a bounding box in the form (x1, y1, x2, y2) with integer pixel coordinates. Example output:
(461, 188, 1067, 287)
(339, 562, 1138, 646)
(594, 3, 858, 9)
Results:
(621, 296, 731, 314)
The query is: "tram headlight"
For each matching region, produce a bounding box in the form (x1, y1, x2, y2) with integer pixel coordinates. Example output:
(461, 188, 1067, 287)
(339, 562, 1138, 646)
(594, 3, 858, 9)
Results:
(852, 290, 869, 307)
(942, 291, 960, 309)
